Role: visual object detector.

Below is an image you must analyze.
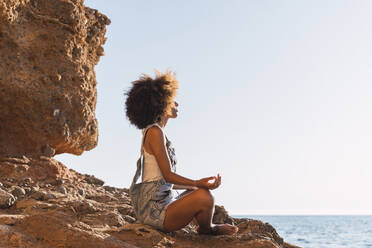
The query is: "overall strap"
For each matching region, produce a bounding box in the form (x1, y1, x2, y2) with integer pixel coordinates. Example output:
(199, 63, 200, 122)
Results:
(130, 123, 162, 188)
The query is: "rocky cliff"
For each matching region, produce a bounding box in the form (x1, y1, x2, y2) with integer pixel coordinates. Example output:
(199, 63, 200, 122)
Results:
(0, 0, 110, 157)
(0, 157, 300, 248)
(0, 1, 300, 247)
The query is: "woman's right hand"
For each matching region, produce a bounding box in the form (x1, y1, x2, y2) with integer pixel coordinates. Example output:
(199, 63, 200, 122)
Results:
(195, 174, 221, 190)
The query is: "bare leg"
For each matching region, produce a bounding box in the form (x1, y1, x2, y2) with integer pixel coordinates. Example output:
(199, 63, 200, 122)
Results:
(163, 188, 238, 235)
(175, 189, 195, 199)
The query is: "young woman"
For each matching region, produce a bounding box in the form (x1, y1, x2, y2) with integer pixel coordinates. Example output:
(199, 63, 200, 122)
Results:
(125, 71, 238, 235)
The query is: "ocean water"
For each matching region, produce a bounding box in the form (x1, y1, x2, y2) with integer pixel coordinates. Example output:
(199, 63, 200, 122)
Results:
(232, 215, 372, 248)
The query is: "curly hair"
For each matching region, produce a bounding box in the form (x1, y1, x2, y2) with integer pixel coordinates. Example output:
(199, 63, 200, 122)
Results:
(125, 71, 179, 129)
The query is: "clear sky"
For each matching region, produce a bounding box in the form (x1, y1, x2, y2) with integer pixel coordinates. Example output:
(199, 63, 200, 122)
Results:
(56, 0, 372, 215)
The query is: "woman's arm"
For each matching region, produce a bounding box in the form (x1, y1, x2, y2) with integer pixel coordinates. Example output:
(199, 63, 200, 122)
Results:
(173, 184, 198, 190)
(146, 126, 221, 189)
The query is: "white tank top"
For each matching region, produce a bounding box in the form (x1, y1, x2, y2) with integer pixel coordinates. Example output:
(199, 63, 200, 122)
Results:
(141, 123, 166, 182)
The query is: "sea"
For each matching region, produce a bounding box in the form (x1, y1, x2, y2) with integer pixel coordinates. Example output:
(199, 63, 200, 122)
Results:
(232, 215, 372, 248)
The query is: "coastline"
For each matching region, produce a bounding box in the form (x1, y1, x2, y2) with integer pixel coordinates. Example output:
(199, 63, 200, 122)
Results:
(233, 215, 372, 248)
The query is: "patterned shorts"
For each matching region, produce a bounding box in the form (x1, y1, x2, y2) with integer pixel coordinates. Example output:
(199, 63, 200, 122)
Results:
(130, 178, 176, 231)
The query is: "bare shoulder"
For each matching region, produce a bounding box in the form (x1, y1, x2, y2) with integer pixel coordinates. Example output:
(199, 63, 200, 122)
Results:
(146, 125, 165, 145)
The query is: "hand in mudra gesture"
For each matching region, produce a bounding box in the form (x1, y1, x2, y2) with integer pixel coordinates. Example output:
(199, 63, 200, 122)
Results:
(196, 173, 221, 190)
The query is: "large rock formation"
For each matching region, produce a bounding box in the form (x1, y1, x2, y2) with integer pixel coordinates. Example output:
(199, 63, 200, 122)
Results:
(0, 0, 301, 247)
(0, 0, 110, 157)
(0, 157, 300, 248)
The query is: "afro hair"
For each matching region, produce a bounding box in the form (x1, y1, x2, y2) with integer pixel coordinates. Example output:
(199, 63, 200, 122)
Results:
(125, 70, 178, 129)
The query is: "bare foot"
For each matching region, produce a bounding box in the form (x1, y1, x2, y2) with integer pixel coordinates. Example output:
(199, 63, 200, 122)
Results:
(197, 224, 239, 236)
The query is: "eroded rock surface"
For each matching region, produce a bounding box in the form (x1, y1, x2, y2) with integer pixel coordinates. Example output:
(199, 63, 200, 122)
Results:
(0, 0, 110, 157)
(0, 157, 300, 248)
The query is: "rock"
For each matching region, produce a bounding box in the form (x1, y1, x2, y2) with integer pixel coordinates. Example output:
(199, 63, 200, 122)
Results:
(117, 204, 135, 217)
(30, 190, 58, 201)
(17, 212, 132, 248)
(0, 157, 30, 164)
(213, 205, 234, 224)
(55, 179, 65, 186)
(30, 186, 40, 193)
(236, 219, 284, 246)
(1, 180, 13, 188)
(41, 145, 56, 157)
(154, 237, 175, 248)
(0, 214, 26, 225)
(24, 178, 32, 184)
(78, 188, 85, 196)
(103, 185, 118, 193)
(9, 233, 22, 247)
(0, 188, 16, 208)
(46, 178, 65, 186)
(10, 186, 26, 197)
(0, 157, 299, 248)
(108, 223, 165, 247)
(0, 157, 74, 182)
(0, 0, 110, 157)
(84, 174, 105, 186)
(82, 211, 126, 227)
(56, 185, 68, 194)
(86, 193, 117, 203)
(121, 188, 130, 194)
(31, 191, 46, 201)
(123, 215, 136, 223)
(20, 177, 33, 187)
(23, 187, 32, 194)
(70, 200, 97, 214)
(44, 193, 57, 201)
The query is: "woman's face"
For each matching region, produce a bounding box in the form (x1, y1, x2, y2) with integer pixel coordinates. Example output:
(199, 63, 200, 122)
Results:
(168, 101, 178, 119)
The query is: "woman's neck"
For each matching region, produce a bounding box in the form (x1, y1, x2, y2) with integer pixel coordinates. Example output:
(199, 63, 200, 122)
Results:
(157, 116, 168, 128)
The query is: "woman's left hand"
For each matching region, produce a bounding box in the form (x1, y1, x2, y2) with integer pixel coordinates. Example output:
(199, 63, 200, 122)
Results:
(195, 173, 221, 190)
(206, 173, 221, 190)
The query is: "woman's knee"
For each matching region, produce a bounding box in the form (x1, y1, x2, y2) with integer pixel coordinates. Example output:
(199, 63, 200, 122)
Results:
(195, 188, 214, 207)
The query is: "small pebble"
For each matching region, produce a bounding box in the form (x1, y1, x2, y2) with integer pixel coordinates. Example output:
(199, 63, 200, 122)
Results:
(78, 188, 85, 196)
(31, 191, 45, 201)
(24, 178, 32, 183)
(0, 189, 16, 208)
(20, 182, 29, 187)
(30, 186, 39, 193)
(56, 185, 67, 194)
(103, 185, 117, 193)
(72, 200, 97, 213)
(11, 186, 26, 197)
(55, 179, 65, 185)
(44, 193, 57, 200)
(83, 174, 104, 186)
(24, 187, 32, 194)
(49, 179, 65, 186)
(2, 181, 13, 188)
(123, 215, 136, 223)
(56, 74, 62, 81)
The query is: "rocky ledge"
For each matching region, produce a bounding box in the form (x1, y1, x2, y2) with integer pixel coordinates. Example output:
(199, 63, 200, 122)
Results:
(0, 157, 300, 248)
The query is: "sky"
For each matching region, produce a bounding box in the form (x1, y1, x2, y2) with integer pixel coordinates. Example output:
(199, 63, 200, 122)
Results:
(56, 0, 372, 215)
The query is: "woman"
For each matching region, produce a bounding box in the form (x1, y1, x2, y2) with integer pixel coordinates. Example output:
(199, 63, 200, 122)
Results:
(125, 71, 238, 235)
